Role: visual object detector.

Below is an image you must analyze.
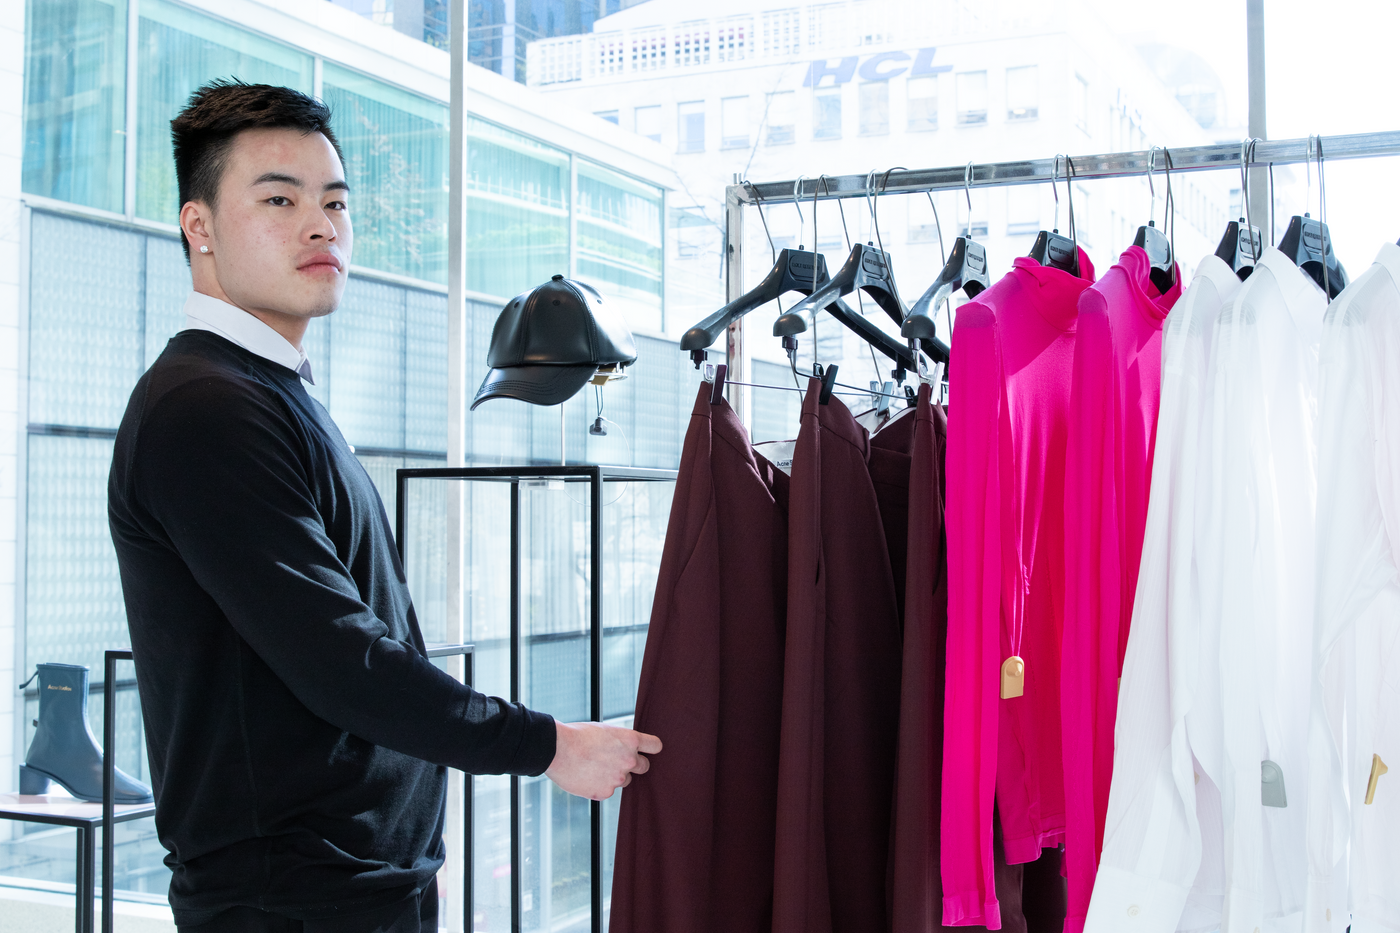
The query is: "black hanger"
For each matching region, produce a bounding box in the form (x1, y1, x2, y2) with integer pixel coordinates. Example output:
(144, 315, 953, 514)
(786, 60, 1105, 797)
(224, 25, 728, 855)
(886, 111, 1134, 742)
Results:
(901, 237, 989, 340)
(1277, 214, 1347, 299)
(680, 245, 834, 363)
(1028, 155, 1080, 276)
(1131, 148, 1176, 295)
(901, 173, 988, 349)
(773, 171, 945, 366)
(1215, 219, 1262, 281)
(1277, 136, 1348, 300)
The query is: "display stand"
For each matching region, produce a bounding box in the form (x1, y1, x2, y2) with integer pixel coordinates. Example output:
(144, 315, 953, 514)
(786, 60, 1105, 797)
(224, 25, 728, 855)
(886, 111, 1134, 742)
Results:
(396, 465, 676, 933)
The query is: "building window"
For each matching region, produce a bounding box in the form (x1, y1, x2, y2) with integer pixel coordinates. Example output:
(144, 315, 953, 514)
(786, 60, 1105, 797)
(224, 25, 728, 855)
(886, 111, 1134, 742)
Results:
(721, 95, 749, 149)
(765, 90, 796, 145)
(906, 76, 938, 132)
(1007, 186, 1040, 236)
(1075, 74, 1090, 132)
(135, 0, 314, 224)
(956, 71, 988, 126)
(858, 82, 889, 136)
(22, 0, 129, 213)
(1006, 65, 1038, 121)
(635, 104, 661, 142)
(323, 63, 450, 285)
(677, 100, 705, 152)
(813, 88, 842, 140)
(595, 110, 619, 125)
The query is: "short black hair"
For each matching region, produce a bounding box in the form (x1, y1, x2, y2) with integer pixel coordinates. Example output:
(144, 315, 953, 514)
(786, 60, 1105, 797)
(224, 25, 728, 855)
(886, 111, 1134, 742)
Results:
(171, 79, 345, 260)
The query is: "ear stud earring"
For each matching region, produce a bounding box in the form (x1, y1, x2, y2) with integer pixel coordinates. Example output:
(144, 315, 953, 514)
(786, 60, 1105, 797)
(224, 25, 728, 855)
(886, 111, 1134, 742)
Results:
(199, 245, 210, 254)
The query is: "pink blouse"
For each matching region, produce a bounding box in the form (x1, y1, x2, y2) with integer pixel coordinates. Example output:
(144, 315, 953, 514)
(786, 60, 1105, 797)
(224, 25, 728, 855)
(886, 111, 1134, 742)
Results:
(1060, 246, 1180, 932)
(943, 250, 1096, 928)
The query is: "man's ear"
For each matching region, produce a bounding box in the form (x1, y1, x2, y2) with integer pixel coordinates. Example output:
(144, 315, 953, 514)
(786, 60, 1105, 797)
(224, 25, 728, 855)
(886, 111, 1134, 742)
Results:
(181, 201, 213, 254)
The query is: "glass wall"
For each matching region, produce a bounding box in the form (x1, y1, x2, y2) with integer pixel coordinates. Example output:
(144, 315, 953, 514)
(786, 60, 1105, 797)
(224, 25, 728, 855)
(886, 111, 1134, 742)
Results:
(135, 0, 314, 223)
(466, 118, 569, 300)
(576, 161, 663, 335)
(22, 0, 128, 213)
(323, 64, 450, 283)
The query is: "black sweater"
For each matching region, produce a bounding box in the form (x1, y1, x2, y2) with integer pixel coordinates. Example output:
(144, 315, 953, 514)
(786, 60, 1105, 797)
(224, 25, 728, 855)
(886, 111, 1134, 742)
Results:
(108, 331, 556, 924)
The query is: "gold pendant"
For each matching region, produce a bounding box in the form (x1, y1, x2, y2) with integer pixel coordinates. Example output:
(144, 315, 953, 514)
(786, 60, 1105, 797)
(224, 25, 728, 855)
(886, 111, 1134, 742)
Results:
(1366, 754, 1389, 805)
(1000, 656, 1025, 699)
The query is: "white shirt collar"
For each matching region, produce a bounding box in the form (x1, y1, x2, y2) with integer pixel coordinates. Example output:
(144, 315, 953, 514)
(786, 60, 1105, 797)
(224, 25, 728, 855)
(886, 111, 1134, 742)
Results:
(181, 291, 315, 384)
(1189, 251, 1245, 302)
(1372, 239, 1400, 289)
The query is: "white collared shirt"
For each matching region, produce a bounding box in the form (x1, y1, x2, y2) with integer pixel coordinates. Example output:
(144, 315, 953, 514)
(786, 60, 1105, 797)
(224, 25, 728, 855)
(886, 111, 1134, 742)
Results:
(1086, 254, 1241, 933)
(1306, 241, 1400, 933)
(1090, 248, 1328, 933)
(181, 291, 315, 384)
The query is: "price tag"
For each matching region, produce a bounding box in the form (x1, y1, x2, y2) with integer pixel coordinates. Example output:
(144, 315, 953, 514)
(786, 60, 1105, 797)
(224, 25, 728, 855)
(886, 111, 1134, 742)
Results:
(1000, 656, 1025, 699)
(1366, 754, 1389, 805)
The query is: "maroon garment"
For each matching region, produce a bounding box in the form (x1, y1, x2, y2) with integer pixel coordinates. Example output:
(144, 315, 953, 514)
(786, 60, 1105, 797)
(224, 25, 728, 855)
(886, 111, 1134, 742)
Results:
(610, 385, 789, 933)
(772, 380, 904, 933)
(889, 386, 1031, 933)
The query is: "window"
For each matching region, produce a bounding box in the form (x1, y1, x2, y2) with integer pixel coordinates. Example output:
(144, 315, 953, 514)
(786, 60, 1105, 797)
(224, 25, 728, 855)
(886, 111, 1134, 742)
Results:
(634, 104, 661, 142)
(677, 100, 705, 152)
(858, 82, 889, 136)
(956, 71, 988, 125)
(22, 0, 128, 213)
(721, 95, 749, 149)
(1075, 74, 1090, 132)
(576, 161, 664, 334)
(322, 64, 450, 284)
(813, 88, 842, 140)
(1007, 186, 1040, 236)
(1006, 65, 1038, 121)
(135, 0, 314, 224)
(595, 110, 619, 125)
(765, 90, 796, 144)
(465, 118, 569, 300)
(906, 76, 938, 132)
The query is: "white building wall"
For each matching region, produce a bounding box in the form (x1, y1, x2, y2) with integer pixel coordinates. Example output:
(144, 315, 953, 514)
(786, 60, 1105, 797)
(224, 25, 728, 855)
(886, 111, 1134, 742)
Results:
(0, 0, 22, 798)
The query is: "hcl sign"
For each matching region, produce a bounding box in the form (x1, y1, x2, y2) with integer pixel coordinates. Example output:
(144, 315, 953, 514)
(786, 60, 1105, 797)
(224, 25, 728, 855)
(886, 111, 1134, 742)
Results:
(803, 47, 952, 87)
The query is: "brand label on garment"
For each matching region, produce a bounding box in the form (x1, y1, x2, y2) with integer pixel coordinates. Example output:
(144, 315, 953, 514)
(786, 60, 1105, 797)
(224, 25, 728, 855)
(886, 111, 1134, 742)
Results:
(46, 685, 71, 691)
(1261, 759, 1287, 808)
(1366, 754, 1389, 805)
(1000, 656, 1025, 699)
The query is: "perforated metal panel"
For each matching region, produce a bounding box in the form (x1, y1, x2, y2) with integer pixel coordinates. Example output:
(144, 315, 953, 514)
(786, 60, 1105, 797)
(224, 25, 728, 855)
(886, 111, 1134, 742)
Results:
(143, 235, 191, 368)
(406, 290, 448, 453)
(24, 435, 126, 674)
(330, 277, 407, 450)
(28, 214, 144, 429)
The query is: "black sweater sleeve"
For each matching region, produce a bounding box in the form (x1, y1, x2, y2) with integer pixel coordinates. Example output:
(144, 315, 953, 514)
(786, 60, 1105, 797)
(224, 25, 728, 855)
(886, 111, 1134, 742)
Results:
(130, 376, 555, 777)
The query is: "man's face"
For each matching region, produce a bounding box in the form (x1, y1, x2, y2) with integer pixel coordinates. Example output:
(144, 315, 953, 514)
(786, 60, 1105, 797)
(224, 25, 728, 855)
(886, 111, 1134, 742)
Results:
(187, 127, 353, 333)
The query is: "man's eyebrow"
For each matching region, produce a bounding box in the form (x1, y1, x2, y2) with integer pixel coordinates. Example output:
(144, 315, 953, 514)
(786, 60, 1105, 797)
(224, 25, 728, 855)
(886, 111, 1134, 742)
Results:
(324, 180, 350, 194)
(252, 172, 302, 187)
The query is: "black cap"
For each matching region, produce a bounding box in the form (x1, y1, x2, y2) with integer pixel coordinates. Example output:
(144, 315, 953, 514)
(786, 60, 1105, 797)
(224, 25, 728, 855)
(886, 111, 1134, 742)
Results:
(471, 275, 637, 410)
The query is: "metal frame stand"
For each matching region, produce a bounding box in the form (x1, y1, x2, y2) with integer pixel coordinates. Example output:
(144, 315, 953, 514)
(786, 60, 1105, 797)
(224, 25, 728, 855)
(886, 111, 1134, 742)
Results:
(396, 464, 676, 933)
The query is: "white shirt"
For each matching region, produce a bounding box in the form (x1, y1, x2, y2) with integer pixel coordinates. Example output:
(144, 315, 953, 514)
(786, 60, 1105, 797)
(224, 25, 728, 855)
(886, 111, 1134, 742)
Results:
(1206, 246, 1324, 933)
(1086, 254, 1240, 933)
(181, 291, 315, 384)
(1307, 242, 1400, 933)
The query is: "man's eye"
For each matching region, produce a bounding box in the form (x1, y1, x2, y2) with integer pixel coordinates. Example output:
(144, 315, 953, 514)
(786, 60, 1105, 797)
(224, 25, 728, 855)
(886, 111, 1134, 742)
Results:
(268, 196, 290, 206)
(326, 201, 347, 211)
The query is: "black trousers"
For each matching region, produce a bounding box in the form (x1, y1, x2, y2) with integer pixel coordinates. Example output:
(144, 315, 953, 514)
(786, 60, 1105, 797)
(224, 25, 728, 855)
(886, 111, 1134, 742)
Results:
(178, 885, 438, 933)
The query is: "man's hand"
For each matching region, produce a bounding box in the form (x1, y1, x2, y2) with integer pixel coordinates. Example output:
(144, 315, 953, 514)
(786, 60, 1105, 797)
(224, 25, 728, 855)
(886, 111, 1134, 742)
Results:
(545, 721, 662, 801)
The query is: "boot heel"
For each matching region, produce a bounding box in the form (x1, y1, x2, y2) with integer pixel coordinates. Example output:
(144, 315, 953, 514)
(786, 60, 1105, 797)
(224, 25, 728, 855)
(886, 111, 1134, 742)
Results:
(19, 765, 52, 796)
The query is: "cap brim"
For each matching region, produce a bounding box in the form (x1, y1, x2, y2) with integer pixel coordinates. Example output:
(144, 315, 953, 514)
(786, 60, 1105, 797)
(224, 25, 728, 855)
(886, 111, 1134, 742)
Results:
(471, 364, 597, 410)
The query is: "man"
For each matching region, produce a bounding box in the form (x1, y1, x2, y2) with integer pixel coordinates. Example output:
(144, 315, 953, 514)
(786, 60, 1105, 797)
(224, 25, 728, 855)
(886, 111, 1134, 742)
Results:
(108, 80, 660, 932)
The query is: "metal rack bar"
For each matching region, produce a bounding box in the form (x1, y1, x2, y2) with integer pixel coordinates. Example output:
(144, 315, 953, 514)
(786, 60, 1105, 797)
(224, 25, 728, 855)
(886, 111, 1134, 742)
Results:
(735, 131, 1400, 204)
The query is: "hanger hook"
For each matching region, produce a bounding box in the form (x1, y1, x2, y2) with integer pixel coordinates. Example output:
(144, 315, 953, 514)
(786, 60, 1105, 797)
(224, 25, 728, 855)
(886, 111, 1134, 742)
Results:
(1051, 154, 1063, 233)
(1146, 146, 1160, 226)
(963, 161, 974, 215)
(924, 191, 945, 265)
(873, 167, 905, 258)
(744, 180, 778, 264)
(792, 175, 808, 248)
(1065, 155, 1078, 246)
(1239, 138, 1260, 259)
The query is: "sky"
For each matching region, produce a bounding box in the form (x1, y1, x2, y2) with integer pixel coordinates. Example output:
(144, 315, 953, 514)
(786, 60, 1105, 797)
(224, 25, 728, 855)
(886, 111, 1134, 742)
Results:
(1086, 0, 1400, 271)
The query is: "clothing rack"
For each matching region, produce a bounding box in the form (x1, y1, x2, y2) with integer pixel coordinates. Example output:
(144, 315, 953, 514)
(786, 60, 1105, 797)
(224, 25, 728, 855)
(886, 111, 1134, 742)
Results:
(720, 129, 1400, 422)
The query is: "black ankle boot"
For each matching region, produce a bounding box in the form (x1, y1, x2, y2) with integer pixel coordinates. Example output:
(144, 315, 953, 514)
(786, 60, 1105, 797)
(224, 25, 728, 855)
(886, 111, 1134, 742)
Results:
(20, 663, 154, 804)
